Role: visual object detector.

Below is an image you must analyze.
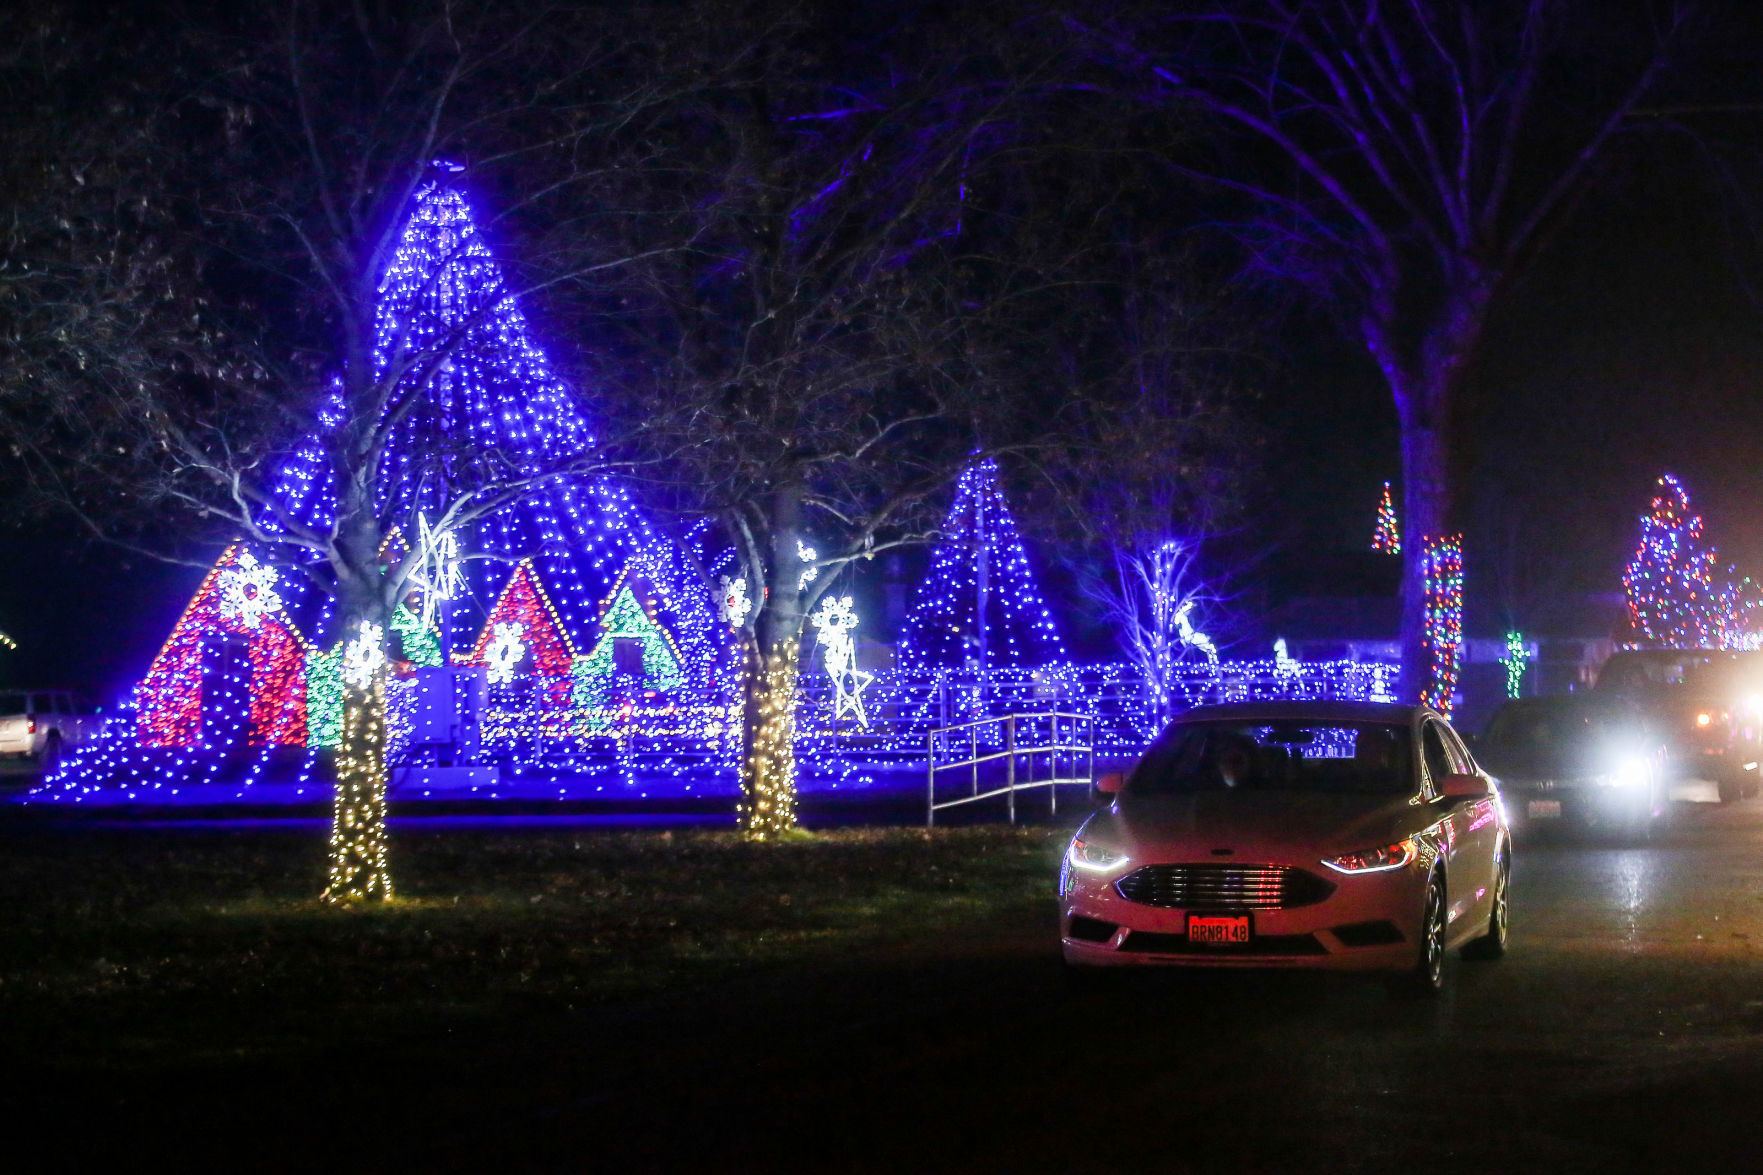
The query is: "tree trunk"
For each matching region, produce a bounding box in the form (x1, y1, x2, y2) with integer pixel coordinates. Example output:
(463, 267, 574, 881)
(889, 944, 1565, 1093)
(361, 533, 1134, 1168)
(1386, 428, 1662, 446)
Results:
(736, 636, 801, 839)
(734, 485, 813, 839)
(1398, 417, 1451, 707)
(1380, 284, 1487, 710)
(324, 668, 393, 901)
(323, 583, 395, 901)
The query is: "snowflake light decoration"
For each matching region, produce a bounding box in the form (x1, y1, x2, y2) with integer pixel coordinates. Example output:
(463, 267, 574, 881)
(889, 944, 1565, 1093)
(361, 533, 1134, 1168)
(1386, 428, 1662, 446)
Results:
(810, 595, 874, 727)
(342, 621, 386, 691)
(218, 552, 283, 630)
(485, 621, 527, 684)
(718, 575, 752, 627)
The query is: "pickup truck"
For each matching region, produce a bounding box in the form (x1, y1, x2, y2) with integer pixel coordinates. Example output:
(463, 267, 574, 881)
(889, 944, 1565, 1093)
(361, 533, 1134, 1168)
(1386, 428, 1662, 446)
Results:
(1594, 649, 1763, 803)
(0, 690, 105, 770)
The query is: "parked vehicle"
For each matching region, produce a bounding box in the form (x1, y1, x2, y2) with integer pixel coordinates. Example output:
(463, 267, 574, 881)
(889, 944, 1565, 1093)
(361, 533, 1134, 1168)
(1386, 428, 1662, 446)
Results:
(1593, 649, 1763, 803)
(1061, 701, 1509, 993)
(0, 690, 104, 770)
(1474, 694, 1666, 839)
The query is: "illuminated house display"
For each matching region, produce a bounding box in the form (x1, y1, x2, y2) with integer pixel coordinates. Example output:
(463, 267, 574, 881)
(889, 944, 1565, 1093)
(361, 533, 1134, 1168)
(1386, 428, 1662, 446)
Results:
(47, 179, 730, 797)
(30, 183, 1410, 809)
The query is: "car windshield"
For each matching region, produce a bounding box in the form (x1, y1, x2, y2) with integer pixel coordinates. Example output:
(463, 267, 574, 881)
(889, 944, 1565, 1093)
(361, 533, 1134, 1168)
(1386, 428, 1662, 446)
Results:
(1486, 704, 1635, 752)
(1127, 721, 1414, 796)
(1683, 654, 1763, 695)
(0, 692, 27, 717)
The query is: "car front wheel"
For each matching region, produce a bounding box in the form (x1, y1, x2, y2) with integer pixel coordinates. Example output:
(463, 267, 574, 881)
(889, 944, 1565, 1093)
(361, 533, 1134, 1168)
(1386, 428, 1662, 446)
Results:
(1403, 874, 1448, 994)
(1463, 853, 1509, 960)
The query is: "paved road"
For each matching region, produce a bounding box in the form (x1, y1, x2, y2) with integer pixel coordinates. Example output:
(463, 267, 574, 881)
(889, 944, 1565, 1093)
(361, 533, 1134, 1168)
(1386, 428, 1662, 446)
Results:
(399, 787, 1763, 1173)
(28, 786, 1763, 1173)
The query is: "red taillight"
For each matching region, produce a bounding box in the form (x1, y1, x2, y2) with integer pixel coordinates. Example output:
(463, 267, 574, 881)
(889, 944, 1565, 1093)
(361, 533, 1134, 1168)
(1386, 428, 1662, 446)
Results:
(26, 719, 35, 735)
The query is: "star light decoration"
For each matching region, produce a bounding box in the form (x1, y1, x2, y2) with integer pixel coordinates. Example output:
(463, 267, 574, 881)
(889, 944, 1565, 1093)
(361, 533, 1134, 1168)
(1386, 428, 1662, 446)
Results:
(485, 621, 527, 684)
(408, 513, 465, 632)
(217, 552, 283, 629)
(718, 575, 752, 628)
(342, 621, 386, 691)
(810, 595, 874, 728)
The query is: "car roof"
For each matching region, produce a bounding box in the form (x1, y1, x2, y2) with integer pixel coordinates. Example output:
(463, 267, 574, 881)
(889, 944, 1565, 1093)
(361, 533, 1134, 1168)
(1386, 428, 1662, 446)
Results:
(1170, 700, 1431, 726)
(1494, 694, 1632, 712)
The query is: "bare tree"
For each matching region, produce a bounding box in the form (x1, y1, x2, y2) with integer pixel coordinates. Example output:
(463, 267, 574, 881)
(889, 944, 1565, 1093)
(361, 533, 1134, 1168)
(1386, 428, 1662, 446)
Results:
(1075, 0, 1692, 701)
(554, 5, 1104, 836)
(1044, 354, 1247, 720)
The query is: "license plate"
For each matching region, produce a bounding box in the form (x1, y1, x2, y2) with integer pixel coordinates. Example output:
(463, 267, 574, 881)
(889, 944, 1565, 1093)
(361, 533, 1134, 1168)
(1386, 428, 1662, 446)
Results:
(1187, 914, 1251, 945)
(1527, 800, 1562, 819)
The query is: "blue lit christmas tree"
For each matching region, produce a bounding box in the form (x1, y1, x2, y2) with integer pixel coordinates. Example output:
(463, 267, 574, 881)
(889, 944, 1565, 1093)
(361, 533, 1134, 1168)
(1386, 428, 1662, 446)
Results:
(899, 459, 1066, 670)
(267, 180, 725, 693)
(43, 177, 730, 815)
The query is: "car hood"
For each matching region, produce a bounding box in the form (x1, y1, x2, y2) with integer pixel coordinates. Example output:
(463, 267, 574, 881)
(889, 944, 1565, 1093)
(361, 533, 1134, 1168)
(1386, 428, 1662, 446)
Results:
(1476, 746, 1601, 782)
(1094, 790, 1423, 863)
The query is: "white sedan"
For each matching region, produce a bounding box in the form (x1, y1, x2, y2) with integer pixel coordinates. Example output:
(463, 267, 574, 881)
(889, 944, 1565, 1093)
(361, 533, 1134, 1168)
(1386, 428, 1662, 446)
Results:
(1062, 701, 1510, 992)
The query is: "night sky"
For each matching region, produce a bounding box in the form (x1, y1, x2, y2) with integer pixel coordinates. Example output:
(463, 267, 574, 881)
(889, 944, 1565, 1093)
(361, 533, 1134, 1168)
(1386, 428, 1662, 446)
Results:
(7, 3, 1763, 696)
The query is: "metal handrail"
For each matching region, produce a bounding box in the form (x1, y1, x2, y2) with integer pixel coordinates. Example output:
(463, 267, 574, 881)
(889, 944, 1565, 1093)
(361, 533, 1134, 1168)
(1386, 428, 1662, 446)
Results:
(927, 711, 1096, 826)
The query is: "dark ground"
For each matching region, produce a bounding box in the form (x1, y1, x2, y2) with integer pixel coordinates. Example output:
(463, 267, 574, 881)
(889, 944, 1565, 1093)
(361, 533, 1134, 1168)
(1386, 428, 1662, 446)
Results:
(6, 788, 1763, 1173)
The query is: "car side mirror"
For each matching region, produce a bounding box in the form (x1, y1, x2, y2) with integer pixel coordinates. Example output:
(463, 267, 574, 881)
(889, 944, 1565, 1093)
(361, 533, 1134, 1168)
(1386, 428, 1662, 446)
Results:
(1096, 771, 1125, 795)
(1438, 772, 1490, 800)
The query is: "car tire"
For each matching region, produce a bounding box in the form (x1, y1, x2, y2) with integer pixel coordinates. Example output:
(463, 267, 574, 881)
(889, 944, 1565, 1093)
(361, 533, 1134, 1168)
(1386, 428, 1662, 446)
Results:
(1403, 874, 1449, 994)
(1463, 853, 1510, 960)
(1718, 772, 1745, 804)
(40, 732, 63, 774)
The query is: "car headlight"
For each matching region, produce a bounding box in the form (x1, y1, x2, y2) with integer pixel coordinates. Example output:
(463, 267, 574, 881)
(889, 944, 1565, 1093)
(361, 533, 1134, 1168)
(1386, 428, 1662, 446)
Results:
(1609, 755, 1649, 787)
(1321, 838, 1417, 874)
(1067, 836, 1131, 873)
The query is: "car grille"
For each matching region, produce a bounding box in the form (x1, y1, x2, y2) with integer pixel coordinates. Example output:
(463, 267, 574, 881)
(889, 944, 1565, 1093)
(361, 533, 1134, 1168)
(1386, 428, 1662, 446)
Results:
(1118, 931, 1328, 956)
(1114, 864, 1334, 911)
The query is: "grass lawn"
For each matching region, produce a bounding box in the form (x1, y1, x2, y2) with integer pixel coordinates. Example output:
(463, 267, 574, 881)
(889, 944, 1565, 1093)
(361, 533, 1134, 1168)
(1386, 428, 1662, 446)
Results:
(0, 821, 1068, 1072)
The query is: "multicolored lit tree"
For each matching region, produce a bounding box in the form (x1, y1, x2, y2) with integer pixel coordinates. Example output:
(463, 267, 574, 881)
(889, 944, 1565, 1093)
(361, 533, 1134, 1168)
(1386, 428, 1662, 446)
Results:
(1624, 474, 1724, 648)
(899, 459, 1067, 672)
(1372, 482, 1400, 554)
(1419, 534, 1463, 716)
